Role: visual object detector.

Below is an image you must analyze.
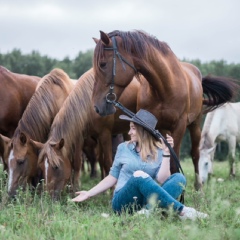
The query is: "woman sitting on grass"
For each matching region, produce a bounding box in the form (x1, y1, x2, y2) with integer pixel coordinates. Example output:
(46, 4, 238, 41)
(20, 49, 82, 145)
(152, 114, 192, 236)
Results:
(72, 109, 208, 220)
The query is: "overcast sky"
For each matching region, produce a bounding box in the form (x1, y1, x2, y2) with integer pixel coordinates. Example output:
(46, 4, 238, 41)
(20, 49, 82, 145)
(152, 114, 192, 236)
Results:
(1, 0, 239, 63)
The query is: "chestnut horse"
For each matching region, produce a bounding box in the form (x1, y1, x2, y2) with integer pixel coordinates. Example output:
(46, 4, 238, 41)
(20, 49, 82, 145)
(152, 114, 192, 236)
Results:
(0, 68, 75, 197)
(0, 66, 40, 138)
(36, 68, 139, 199)
(92, 30, 239, 190)
(0, 66, 40, 171)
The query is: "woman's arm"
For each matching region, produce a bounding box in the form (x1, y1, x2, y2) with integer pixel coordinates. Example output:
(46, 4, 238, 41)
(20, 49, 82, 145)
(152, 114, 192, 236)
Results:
(156, 134, 173, 184)
(72, 174, 117, 202)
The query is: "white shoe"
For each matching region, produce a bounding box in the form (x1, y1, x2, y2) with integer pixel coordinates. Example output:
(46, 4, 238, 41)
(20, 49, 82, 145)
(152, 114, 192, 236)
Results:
(179, 207, 208, 221)
(137, 208, 151, 217)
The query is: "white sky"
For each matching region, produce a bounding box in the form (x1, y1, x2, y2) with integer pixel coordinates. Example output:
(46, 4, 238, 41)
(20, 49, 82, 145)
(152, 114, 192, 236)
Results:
(0, 0, 240, 63)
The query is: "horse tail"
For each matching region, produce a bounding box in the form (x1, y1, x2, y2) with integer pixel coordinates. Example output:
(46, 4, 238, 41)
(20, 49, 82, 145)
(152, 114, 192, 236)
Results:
(202, 75, 239, 113)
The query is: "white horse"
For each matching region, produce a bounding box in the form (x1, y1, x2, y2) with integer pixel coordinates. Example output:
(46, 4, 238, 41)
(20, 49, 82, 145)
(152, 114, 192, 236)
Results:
(199, 102, 240, 184)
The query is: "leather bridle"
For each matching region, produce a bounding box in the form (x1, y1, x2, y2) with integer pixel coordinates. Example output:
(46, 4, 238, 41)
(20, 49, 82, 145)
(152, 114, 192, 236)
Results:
(103, 36, 137, 103)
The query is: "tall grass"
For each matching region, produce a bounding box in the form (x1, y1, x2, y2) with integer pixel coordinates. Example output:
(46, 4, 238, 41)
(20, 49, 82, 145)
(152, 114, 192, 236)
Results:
(0, 158, 240, 240)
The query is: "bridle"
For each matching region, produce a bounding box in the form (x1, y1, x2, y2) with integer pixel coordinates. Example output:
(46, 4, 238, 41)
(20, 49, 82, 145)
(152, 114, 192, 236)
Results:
(103, 36, 137, 103)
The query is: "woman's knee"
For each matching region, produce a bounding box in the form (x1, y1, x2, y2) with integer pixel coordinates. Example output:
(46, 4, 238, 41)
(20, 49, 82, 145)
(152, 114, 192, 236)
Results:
(172, 173, 187, 186)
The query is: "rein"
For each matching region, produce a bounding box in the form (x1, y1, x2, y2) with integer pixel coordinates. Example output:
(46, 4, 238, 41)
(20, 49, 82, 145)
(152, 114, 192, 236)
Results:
(103, 36, 185, 203)
(113, 100, 184, 176)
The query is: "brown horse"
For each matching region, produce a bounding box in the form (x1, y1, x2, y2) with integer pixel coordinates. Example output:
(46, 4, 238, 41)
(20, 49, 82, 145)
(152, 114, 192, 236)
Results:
(92, 30, 239, 190)
(0, 66, 40, 137)
(0, 68, 75, 197)
(36, 68, 139, 199)
(0, 66, 40, 171)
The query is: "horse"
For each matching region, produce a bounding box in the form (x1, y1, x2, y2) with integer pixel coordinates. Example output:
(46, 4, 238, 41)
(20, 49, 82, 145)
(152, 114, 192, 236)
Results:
(0, 66, 40, 171)
(0, 66, 40, 138)
(36, 68, 139, 199)
(91, 30, 239, 190)
(199, 102, 240, 184)
(0, 68, 75, 197)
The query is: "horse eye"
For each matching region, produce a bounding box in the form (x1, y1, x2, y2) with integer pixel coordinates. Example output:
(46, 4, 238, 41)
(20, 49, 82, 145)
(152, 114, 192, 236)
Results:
(52, 166, 58, 170)
(99, 62, 106, 68)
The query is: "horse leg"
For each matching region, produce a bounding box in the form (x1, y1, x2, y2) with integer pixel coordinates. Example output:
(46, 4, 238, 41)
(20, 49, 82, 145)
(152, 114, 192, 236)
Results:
(72, 141, 83, 194)
(228, 137, 236, 179)
(187, 121, 202, 191)
(99, 130, 113, 178)
(83, 137, 98, 178)
(97, 144, 105, 179)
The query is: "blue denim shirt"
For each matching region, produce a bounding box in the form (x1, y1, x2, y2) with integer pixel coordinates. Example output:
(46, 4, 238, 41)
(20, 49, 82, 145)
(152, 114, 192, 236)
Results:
(109, 141, 163, 193)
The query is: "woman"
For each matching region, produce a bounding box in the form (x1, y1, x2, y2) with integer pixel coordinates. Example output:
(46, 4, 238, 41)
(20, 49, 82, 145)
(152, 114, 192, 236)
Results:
(72, 109, 208, 220)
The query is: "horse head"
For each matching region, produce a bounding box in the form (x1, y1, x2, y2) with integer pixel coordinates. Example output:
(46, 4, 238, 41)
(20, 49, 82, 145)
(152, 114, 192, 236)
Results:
(38, 138, 71, 200)
(198, 146, 215, 184)
(6, 131, 42, 197)
(92, 31, 137, 116)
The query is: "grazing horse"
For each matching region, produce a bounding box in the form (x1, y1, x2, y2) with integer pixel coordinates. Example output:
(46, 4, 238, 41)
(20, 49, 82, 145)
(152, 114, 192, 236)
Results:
(92, 30, 239, 190)
(199, 102, 240, 184)
(0, 66, 40, 138)
(0, 68, 75, 197)
(36, 68, 139, 199)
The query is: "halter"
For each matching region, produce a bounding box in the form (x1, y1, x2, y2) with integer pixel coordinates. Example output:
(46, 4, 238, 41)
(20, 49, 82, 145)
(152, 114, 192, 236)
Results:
(103, 36, 137, 103)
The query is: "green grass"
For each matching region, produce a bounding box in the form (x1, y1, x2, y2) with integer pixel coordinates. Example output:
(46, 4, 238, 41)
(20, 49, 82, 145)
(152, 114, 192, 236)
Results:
(0, 158, 240, 240)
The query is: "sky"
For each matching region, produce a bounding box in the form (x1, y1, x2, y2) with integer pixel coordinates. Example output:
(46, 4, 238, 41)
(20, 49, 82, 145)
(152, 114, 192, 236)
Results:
(1, 0, 240, 63)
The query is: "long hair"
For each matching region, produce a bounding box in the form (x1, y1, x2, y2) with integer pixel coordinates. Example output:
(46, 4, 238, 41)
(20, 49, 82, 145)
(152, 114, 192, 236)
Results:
(130, 123, 162, 161)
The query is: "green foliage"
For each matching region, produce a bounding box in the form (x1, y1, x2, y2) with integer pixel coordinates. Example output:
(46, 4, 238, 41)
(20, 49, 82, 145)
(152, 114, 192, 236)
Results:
(0, 48, 93, 79)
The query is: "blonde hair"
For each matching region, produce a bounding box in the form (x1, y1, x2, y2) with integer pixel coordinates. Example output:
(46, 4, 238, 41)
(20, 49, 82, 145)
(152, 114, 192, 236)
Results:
(131, 123, 162, 161)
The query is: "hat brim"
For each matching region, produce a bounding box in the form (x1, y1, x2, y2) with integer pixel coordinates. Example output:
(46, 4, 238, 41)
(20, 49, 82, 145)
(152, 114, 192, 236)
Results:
(119, 114, 155, 136)
(119, 115, 141, 126)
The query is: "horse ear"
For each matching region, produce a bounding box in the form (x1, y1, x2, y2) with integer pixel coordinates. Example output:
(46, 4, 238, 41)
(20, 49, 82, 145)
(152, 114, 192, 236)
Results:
(100, 31, 110, 45)
(19, 132, 27, 145)
(30, 139, 44, 155)
(93, 37, 99, 44)
(207, 146, 215, 154)
(58, 138, 64, 150)
(50, 139, 64, 150)
(0, 134, 11, 170)
(0, 134, 10, 155)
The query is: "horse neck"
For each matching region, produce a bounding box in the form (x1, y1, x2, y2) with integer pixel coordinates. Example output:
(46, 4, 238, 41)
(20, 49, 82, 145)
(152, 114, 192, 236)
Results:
(136, 52, 183, 97)
(47, 70, 95, 157)
(201, 112, 221, 148)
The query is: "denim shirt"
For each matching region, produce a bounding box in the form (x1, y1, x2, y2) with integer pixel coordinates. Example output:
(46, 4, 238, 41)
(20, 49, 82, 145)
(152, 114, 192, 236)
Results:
(109, 141, 163, 193)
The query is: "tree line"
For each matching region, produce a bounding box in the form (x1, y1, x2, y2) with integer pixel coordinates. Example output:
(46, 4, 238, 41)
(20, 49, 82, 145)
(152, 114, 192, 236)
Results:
(1, 49, 240, 159)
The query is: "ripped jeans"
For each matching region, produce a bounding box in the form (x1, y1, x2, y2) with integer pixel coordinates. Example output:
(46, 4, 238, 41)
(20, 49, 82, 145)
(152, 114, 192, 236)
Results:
(112, 172, 186, 214)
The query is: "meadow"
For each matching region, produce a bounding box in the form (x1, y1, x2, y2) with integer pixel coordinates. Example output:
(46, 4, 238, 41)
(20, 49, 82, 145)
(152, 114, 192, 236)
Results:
(0, 157, 240, 240)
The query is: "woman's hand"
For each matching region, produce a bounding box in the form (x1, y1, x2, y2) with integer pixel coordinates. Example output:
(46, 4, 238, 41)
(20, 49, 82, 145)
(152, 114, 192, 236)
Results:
(160, 134, 174, 154)
(72, 191, 90, 202)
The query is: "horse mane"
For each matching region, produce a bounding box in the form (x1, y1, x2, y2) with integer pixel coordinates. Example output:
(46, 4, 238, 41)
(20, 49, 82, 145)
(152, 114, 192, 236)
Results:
(40, 69, 95, 167)
(94, 30, 173, 77)
(13, 68, 71, 141)
(199, 111, 215, 149)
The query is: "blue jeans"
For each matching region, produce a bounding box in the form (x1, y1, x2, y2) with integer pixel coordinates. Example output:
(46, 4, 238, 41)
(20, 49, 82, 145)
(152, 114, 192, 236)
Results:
(112, 173, 186, 214)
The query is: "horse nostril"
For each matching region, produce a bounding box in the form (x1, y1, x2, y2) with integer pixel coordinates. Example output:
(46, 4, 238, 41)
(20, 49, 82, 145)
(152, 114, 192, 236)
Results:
(94, 106, 99, 113)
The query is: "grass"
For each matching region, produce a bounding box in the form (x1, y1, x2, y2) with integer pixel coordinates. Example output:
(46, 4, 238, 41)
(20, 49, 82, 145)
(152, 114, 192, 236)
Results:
(0, 158, 240, 240)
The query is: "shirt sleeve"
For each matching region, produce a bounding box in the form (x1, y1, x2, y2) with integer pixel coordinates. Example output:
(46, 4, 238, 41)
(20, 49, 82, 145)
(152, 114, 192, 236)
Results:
(109, 142, 125, 179)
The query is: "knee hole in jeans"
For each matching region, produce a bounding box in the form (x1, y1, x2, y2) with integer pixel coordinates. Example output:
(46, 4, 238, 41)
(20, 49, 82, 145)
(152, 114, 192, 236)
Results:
(133, 170, 149, 178)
